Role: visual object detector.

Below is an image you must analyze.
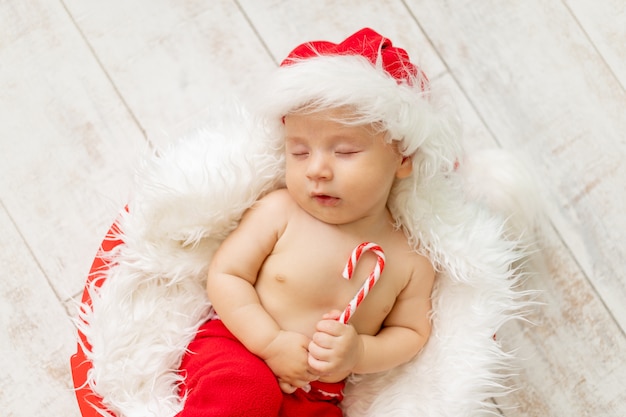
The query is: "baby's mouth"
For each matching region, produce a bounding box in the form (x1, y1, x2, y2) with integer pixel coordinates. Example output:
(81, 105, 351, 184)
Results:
(312, 194, 340, 206)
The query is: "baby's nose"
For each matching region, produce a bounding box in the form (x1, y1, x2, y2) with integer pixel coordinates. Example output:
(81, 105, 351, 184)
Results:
(306, 153, 333, 181)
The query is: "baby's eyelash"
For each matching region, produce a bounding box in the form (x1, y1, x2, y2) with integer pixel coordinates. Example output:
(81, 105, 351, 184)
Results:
(335, 148, 361, 155)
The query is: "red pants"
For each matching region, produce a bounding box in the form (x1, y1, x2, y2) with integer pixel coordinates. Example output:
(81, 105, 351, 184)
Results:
(178, 320, 344, 417)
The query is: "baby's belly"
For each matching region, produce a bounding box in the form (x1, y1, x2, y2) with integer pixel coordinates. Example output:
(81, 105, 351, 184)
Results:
(256, 278, 338, 337)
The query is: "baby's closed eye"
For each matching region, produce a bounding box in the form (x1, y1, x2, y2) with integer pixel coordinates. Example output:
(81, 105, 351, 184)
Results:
(334, 145, 362, 156)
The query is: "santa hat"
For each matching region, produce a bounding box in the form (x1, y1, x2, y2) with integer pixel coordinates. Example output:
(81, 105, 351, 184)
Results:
(258, 28, 462, 179)
(281, 27, 428, 90)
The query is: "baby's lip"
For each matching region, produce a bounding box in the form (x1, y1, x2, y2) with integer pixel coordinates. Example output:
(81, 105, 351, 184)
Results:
(311, 193, 340, 206)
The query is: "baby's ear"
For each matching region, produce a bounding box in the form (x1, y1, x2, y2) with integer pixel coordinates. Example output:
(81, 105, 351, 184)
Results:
(395, 156, 413, 179)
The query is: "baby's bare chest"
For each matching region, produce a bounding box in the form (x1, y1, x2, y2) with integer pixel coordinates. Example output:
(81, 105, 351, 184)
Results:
(256, 232, 409, 334)
(262, 243, 359, 300)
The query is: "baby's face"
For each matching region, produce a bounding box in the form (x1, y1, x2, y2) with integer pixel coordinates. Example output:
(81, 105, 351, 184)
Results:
(283, 106, 410, 226)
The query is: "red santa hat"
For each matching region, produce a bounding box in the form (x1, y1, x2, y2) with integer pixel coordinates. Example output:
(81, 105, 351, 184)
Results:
(281, 27, 428, 91)
(260, 28, 459, 165)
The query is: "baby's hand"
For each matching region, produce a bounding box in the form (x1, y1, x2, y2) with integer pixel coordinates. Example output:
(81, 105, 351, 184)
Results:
(307, 310, 363, 378)
(260, 330, 318, 393)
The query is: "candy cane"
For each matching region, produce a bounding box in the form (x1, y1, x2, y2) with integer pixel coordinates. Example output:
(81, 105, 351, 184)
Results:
(338, 242, 386, 324)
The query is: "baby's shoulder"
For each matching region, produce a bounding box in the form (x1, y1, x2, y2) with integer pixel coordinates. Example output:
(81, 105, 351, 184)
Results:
(238, 189, 296, 234)
(387, 232, 434, 278)
(254, 188, 298, 214)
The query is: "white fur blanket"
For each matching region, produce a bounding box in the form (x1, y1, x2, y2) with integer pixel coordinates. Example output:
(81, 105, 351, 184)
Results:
(76, 108, 534, 417)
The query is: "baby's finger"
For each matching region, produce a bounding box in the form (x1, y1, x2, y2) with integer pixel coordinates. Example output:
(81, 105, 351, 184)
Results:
(311, 330, 335, 349)
(308, 352, 333, 375)
(316, 318, 346, 336)
(322, 310, 343, 320)
(308, 338, 332, 360)
(306, 366, 322, 379)
(279, 380, 297, 394)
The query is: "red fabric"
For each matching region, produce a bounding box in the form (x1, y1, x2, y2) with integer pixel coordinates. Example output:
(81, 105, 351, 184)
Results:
(281, 27, 428, 90)
(71, 217, 125, 417)
(281, 380, 344, 417)
(178, 320, 344, 417)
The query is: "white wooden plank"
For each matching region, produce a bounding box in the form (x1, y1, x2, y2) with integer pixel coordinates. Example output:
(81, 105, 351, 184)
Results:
(405, 0, 626, 331)
(0, 204, 81, 417)
(496, 226, 626, 415)
(565, 0, 626, 89)
(434, 75, 498, 151)
(64, 0, 276, 148)
(0, 1, 147, 300)
(238, 0, 447, 79)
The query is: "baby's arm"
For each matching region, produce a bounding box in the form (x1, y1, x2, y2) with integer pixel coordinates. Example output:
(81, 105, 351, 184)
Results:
(308, 256, 435, 377)
(207, 190, 316, 390)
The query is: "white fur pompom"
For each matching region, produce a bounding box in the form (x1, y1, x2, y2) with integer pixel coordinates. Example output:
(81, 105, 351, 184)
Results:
(458, 149, 543, 246)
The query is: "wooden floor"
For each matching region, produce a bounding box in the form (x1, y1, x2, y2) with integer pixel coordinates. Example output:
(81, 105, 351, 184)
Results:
(1, 1, 624, 416)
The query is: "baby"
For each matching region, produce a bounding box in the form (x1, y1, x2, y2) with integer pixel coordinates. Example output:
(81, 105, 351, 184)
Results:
(178, 28, 442, 417)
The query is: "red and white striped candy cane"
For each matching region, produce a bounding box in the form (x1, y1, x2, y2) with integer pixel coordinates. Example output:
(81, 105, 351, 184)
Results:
(338, 242, 386, 324)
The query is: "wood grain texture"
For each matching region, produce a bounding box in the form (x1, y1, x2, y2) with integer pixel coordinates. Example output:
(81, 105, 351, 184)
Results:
(237, 0, 447, 77)
(496, 228, 626, 415)
(64, 0, 277, 148)
(0, 204, 81, 417)
(565, 0, 626, 88)
(0, 0, 146, 301)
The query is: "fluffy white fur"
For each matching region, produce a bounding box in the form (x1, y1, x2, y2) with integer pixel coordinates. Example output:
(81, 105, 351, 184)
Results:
(76, 56, 538, 417)
(76, 107, 284, 416)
